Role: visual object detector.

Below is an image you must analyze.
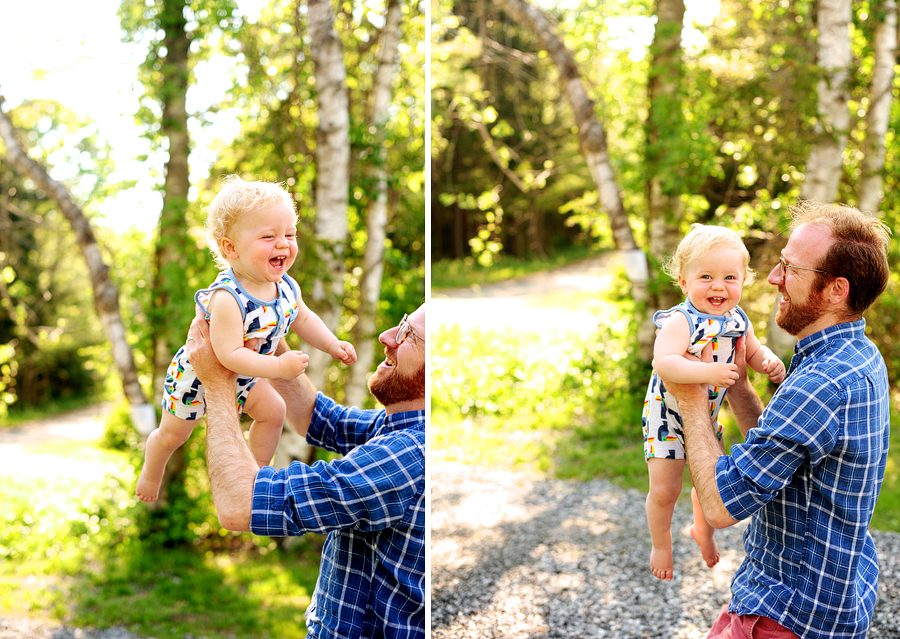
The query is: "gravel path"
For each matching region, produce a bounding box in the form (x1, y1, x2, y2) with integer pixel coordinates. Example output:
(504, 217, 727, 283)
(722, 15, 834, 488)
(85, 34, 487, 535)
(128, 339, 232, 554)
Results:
(0, 616, 144, 639)
(431, 462, 900, 638)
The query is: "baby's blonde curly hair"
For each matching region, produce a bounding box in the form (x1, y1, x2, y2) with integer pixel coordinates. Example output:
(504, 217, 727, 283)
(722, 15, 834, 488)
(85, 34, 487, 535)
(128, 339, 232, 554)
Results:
(663, 224, 756, 287)
(205, 175, 297, 269)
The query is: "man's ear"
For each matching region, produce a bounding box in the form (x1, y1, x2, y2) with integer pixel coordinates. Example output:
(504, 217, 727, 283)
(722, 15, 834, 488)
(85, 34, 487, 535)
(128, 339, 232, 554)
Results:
(827, 277, 850, 306)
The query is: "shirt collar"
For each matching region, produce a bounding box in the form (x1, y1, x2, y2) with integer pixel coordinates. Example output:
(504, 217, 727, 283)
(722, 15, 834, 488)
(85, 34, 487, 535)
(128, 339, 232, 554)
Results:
(793, 318, 867, 360)
(382, 409, 425, 433)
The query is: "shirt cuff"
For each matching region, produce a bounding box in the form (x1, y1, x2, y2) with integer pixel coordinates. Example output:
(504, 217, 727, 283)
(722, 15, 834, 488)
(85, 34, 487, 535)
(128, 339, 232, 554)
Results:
(715, 454, 763, 521)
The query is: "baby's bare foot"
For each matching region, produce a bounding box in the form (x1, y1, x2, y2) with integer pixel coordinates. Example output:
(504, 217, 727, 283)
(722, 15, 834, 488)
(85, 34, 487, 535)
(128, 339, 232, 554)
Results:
(649, 545, 674, 581)
(135, 470, 161, 503)
(690, 524, 720, 568)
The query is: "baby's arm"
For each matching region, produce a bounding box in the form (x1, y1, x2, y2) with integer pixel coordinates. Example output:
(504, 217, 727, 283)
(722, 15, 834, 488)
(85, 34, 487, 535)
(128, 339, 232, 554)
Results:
(207, 290, 308, 379)
(291, 300, 357, 365)
(743, 323, 786, 384)
(654, 313, 739, 388)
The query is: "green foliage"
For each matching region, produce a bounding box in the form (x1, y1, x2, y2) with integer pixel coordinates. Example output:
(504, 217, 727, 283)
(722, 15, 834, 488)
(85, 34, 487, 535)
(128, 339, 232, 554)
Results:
(0, 100, 118, 414)
(0, 433, 319, 638)
(432, 0, 591, 261)
(431, 291, 641, 475)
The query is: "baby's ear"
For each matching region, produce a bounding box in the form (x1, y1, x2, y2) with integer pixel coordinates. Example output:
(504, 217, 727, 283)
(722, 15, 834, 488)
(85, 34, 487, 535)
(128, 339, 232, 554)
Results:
(221, 236, 238, 258)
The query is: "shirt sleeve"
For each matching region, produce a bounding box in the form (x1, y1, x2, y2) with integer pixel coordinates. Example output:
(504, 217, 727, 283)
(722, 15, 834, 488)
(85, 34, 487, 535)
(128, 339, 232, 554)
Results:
(716, 374, 841, 521)
(306, 392, 385, 455)
(250, 418, 425, 537)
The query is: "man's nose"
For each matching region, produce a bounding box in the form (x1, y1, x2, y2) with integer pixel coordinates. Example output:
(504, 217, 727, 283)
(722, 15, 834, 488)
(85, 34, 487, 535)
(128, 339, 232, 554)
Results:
(767, 265, 784, 285)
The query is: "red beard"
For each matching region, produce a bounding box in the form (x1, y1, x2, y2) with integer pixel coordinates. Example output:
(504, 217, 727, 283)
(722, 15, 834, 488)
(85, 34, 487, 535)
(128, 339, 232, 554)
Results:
(776, 287, 827, 336)
(368, 362, 426, 408)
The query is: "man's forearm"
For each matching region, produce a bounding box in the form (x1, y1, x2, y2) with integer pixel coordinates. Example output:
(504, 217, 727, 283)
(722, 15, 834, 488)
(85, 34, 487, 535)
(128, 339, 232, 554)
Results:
(205, 381, 258, 532)
(725, 377, 765, 438)
(268, 340, 318, 437)
(678, 389, 739, 529)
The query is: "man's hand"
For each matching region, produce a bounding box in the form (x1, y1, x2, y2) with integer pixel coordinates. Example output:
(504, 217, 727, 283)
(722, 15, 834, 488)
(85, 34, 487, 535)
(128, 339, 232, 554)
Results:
(186, 309, 237, 387)
(725, 335, 766, 438)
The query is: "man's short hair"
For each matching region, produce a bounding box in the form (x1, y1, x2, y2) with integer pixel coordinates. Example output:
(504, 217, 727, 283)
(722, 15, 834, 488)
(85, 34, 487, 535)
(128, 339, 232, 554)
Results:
(789, 201, 891, 316)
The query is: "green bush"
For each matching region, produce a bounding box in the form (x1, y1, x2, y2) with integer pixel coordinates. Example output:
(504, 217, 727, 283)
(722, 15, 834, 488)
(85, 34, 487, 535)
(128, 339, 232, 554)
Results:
(431, 301, 645, 477)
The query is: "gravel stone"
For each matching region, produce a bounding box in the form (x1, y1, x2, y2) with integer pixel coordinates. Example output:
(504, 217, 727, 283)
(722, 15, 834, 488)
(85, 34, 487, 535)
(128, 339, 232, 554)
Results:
(432, 461, 900, 638)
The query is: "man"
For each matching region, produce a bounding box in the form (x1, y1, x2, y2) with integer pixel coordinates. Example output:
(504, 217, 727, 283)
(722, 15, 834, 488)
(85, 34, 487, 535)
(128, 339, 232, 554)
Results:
(663, 202, 891, 639)
(186, 305, 426, 639)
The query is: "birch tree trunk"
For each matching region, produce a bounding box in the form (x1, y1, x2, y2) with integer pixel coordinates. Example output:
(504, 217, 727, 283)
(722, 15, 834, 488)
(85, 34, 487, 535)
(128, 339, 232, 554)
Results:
(769, 0, 853, 361)
(275, 0, 351, 468)
(646, 0, 687, 313)
(306, 0, 350, 385)
(489, 0, 653, 359)
(800, 0, 852, 203)
(0, 96, 157, 436)
(858, 0, 898, 214)
(345, 0, 404, 409)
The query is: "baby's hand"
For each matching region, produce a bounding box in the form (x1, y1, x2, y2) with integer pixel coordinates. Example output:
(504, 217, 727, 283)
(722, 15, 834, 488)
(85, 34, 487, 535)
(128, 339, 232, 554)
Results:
(762, 356, 786, 384)
(277, 349, 310, 379)
(329, 340, 357, 365)
(706, 361, 739, 388)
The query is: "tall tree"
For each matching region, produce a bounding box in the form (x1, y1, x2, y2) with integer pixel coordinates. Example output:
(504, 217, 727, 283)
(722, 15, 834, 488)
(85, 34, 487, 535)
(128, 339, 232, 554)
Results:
(274, 0, 353, 469)
(0, 96, 157, 435)
(345, 0, 405, 408)
(481, 0, 654, 357)
(305, 0, 351, 385)
(645, 0, 688, 313)
(152, 0, 193, 398)
(119, 0, 237, 506)
(857, 0, 898, 214)
(801, 0, 852, 202)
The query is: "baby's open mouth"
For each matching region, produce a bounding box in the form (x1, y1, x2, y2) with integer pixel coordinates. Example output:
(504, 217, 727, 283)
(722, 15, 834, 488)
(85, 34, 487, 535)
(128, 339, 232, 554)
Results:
(270, 257, 286, 268)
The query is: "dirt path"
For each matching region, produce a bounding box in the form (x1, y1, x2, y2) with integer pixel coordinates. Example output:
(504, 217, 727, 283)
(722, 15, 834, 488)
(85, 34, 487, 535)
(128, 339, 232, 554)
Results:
(0, 403, 148, 639)
(0, 402, 113, 479)
(432, 254, 620, 333)
(0, 402, 111, 445)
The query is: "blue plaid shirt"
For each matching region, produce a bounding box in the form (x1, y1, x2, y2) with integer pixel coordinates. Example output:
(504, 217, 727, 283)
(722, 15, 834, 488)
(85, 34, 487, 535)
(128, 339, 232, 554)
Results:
(251, 393, 425, 639)
(716, 320, 889, 639)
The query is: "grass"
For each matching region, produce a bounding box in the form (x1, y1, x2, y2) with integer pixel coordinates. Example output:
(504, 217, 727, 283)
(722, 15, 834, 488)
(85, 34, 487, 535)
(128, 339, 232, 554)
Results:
(0, 415, 321, 638)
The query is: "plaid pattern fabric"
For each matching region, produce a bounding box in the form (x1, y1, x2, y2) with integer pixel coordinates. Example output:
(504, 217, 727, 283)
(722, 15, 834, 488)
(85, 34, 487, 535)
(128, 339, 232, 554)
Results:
(251, 393, 425, 639)
(716, 320, 889, 639)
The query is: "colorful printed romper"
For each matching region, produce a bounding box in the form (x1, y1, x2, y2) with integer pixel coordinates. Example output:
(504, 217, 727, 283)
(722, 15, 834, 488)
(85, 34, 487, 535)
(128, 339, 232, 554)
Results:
(162, 269, 302, 420)
(642, 299, 750, 460)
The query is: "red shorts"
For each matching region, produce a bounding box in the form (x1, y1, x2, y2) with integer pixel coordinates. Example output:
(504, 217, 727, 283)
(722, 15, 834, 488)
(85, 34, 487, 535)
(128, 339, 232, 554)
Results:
(708, 604, 801, 639)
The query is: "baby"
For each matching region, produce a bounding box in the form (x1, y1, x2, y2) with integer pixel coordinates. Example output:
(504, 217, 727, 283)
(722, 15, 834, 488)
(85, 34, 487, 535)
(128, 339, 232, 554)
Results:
(642, 224, 785, 580)
(136, 176, 356, 502)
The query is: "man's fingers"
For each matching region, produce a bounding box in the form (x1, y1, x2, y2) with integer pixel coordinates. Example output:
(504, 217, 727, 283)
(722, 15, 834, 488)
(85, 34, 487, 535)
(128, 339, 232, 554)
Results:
(700, 341, 715, 363)
(733, 335, 746, 365)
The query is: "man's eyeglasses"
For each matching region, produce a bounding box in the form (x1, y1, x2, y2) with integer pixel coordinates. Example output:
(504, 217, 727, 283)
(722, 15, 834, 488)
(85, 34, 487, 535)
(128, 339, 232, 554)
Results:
(396, 314, 424, 345)
(777, 253, 829, 277)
